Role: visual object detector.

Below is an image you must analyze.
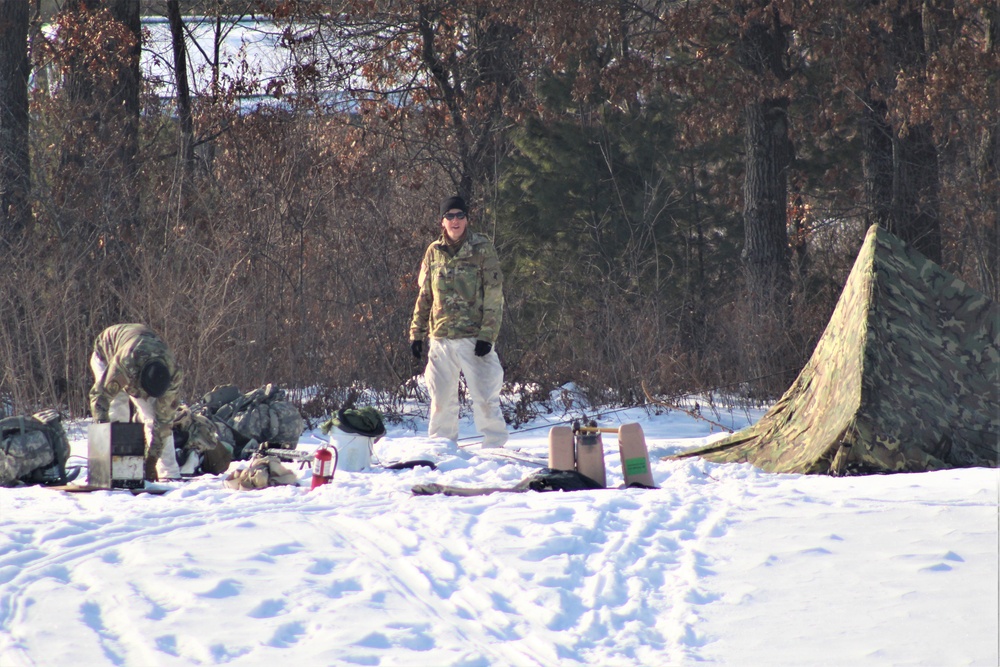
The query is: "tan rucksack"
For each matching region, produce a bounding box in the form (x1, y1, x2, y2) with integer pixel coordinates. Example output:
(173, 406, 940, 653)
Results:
(223, 455, 298, 490)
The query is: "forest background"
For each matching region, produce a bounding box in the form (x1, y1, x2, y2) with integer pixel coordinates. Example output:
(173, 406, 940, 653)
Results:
(0, 0, 997, 423)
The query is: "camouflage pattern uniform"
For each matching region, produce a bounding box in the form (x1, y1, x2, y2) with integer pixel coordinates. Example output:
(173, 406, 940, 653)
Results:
(410, 232, 508, 448)
(410, 232, 504, 343)
(90, 324, 183, 479)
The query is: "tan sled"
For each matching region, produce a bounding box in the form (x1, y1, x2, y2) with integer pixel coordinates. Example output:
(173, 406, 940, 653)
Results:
(574, 426, 607, 488)
(547, 423, 605, 487)
(548, 422, 657, 489)
(617, 423, 656, 488)
(548, 426, 576, 472)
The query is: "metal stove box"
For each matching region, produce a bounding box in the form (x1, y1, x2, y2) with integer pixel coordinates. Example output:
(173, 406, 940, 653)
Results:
(88, 422, 146, 489)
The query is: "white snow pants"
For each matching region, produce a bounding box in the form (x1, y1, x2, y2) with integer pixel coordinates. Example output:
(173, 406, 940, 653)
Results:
(426, 337, 508, 448)
(90, 352, 180, 479)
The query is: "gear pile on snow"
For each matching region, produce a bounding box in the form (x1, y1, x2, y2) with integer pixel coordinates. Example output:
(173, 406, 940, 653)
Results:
(187, 384, 305, 460)
(0, 410, 71, 486)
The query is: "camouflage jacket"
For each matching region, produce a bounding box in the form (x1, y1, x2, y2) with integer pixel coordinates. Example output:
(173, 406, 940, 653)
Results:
(410, 232, 504, 344)
(89, 324, 182, 458)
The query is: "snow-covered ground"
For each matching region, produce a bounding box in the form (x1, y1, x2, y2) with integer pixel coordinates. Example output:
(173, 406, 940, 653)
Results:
(1, 397, 997, 666)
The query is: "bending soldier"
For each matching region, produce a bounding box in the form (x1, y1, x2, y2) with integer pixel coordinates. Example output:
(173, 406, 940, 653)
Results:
(89, 324, 182, 480)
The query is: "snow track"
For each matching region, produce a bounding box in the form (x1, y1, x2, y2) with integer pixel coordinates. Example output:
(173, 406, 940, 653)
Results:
(3, 417, 995, 666)
(0, 453, 740, 666)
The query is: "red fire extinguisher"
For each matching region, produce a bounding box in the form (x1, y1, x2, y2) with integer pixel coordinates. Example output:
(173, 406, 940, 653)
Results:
(311, 447, 337, 490)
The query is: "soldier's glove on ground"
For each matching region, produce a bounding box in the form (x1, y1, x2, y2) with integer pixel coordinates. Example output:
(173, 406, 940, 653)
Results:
(411, 340, 423, 359)
(143, 456, 159, 482)
(474, 340, 492, 357)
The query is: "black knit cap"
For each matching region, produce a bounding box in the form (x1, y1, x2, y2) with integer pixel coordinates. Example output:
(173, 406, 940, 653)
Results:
(139, 359, 171, 398)
(440, 196, 467, 216)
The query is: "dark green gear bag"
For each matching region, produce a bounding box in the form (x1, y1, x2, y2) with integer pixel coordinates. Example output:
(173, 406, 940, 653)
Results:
(320, 407, 386, 440)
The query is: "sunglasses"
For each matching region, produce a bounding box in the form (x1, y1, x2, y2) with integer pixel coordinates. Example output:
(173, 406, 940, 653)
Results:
(443, 211, 467, 220)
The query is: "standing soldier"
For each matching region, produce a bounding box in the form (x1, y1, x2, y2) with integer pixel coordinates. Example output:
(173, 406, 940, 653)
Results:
(89, 323, 182, 480)
(409, 196, 508, 449)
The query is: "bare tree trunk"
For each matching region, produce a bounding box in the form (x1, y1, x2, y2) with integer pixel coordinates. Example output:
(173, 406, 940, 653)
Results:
(893, 122, 942, 262)
(0, 2, 30, 242)
(975, 2, 999, 298)
(734, 2, 795, 391)
(883, 3, 942, 262)
(862, 93, 893, 230)
(742, 98, 792, 311)
(167, 0, 195, 173)
(737, 3, 792, 316)
(106, 0, 141, 234)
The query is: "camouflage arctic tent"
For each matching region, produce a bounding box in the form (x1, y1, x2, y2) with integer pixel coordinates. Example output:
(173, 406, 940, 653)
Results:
(672, 224, 999, 475)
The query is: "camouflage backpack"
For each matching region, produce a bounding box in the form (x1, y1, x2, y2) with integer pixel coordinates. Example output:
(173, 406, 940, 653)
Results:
(0, 410, 71, 487)
(197, 384, 304, 457)
(196, 385, 242, 414)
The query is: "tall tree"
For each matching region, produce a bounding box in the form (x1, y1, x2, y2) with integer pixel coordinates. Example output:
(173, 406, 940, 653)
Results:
(887, 1, 942, 262)
(825, 0, 946, 262)
(736, 1, 793, 315)
(0, 2, 30, 242)
(978, 2, 999, 298)
(167, 0, 195, 174)
(105, 0, 141, 203)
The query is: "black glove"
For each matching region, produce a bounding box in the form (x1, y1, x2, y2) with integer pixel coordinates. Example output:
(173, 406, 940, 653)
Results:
(411, 339, 423, 359)
(474, 340, 492, 357)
